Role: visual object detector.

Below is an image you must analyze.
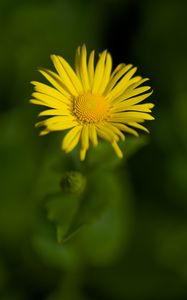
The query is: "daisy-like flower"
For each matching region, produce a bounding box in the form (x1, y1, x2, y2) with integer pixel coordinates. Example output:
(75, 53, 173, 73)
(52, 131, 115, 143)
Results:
(30, 45, 154, 160)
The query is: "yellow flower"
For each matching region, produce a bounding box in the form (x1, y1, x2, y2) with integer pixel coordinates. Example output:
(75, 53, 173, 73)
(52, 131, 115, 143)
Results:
(30, 45, 154, 160)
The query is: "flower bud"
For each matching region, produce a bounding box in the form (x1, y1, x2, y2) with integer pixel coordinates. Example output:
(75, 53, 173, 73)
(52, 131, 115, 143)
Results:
(60, 171, 86, 194)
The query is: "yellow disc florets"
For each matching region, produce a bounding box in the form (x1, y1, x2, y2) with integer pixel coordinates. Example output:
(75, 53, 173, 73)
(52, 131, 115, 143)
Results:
(73, 93, 110, 123)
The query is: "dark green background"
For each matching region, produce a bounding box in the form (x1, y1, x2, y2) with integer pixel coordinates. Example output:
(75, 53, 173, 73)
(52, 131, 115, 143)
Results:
(1, 0, 187, 299)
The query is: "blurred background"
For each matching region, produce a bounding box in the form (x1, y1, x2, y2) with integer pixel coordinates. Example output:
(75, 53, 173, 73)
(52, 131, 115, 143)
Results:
(0, 0, 187, 299)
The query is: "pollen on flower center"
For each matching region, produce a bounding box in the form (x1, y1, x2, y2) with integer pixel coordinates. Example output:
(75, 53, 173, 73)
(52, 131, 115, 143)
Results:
(73, 93, 109, 123)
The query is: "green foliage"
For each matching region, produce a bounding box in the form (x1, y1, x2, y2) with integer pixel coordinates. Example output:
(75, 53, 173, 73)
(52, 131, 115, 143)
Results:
(1, 0, 187, 299)
(76, 170, 132, 266)
(43, 136, 143, 246)
(154, 218, 187, 282)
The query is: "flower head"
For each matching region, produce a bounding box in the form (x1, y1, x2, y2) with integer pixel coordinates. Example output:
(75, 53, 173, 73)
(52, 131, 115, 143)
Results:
(30, 45, 154, 160)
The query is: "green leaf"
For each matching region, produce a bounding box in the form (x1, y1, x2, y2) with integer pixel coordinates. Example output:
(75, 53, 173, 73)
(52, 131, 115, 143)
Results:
(75, 170, 133, 266)
(44, 137, 144, 244)
(85, 141, 122, 170)
(63, 170, 112, 240)
(122, 136, 148, 160)
(84, 136, 148, 171)
(33, 235, 80, 270)
(45, 169, 117, 243)
(45, 192, 81, 243)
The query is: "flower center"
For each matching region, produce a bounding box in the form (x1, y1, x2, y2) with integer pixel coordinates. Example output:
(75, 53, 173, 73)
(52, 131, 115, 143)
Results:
(73, 93, 109, 123)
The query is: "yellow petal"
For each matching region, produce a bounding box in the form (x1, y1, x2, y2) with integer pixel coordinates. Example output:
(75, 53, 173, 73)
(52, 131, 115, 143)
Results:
(88, 50, 95, 87)
(105, 123, 125, 141)
(107, 67, 138, 102)
(31, 92, 70, 111)
(75, 46, 81, 78)
(111, 117, 144, 123)
(80, 148, 87, 161)
(96, 127, 111, 142)
(96, 124, 119, 142)
(46, 121, 78, 131)
(92, 50, 107, 93)
(110, 63, 126, 79)
(111, 102, 154, 113)
(66, 132, 81, 153)
(125, 76, 143, 88)
(36, 116, 73, 127)
(112, 111, 155, 121)
(39, 130, 50, 136)
(29, 99, 63, 110)
(79, 45, 90, 91)
(57, 55, 83, 93)
(114, 123, 139, 137)
(38, 109, 70, 117)
(127, 122, 149, 133)
(31, 81, 71, 105)
(39, 68, 71, 98)
(125, 78, 149, 92)
(127, 103, 154, 112)
(51, 55, 78, 96)
(62, 125, 82, 152)
(36, 115, 77, 131)
(117, 91, 153, 107)
(30, 99, 48, 107)
(104, 64, 133, 94)
(98, 53, 112, 94)
(89, 125, 98, 147)
(81, 125, 89, 150)
(112, 141, 123, 158)
(121, 86, 151, 100)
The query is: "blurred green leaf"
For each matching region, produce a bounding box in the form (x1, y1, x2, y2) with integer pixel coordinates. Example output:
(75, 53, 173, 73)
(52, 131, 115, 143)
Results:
(46, 192, 82, 243)
(33, 235, 80, 270)
(75, 170, 133, 266)
(154, 218, 187, 282)
(45, 168, 112, 243)
(123, 136, 149, 160)
(86, 141, 122, 169)
(85, 136, 148, 170)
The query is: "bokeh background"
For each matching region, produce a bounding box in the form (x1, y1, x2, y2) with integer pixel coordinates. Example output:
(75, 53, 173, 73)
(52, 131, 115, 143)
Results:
(1, 0, 187, 299)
